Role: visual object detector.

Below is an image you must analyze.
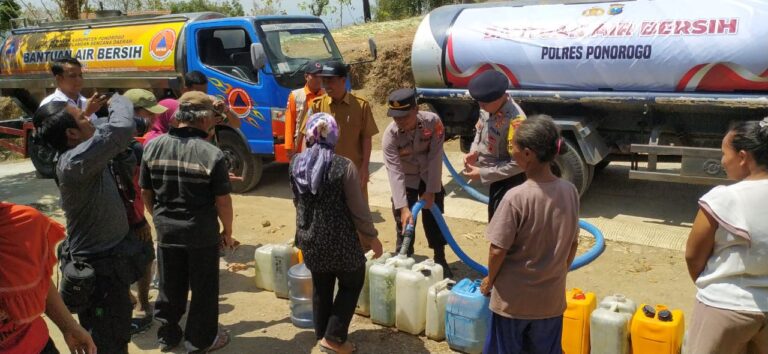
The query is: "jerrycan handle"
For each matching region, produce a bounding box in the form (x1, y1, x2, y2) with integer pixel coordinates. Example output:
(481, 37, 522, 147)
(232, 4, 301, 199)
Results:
(470, 279, 482, 293)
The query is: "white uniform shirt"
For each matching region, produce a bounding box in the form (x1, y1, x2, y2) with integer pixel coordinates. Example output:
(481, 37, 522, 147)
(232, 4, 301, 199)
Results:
(39, 89, 97, 121)
(696, 179, 768, 312)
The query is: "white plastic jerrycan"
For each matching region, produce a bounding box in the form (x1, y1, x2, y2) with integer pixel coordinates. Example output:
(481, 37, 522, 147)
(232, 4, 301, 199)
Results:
(412, 259, 444, 284)
(254, 244, 276, 291)
(590, 294, 637, 354)
(271, 242, 299, 299)
(395, 268, 433, 335)
(426, 278, 455, 341)
(356, 251, 392, 316)
(369, 261, 398, 327)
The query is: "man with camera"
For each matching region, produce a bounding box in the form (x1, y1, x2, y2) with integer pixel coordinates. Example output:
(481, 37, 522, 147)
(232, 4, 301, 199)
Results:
(33, 94, 152, 354)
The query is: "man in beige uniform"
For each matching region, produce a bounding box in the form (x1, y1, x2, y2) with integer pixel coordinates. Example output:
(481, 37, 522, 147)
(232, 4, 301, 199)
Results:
(306, 61, 378, 198)
(382, 88, 451, 278)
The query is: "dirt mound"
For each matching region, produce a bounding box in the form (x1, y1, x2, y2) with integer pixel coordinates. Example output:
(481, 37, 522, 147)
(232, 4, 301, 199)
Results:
(0, 97, 23, 121)
(349, 41, 414, 104)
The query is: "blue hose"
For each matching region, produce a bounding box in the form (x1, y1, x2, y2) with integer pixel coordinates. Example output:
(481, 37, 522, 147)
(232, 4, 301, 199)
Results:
(408, 153, 606, 276)
(442, 154, 490, 205)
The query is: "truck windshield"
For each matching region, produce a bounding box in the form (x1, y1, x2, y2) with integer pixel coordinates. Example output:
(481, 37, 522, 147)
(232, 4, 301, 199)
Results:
(257, 21, 343, 76)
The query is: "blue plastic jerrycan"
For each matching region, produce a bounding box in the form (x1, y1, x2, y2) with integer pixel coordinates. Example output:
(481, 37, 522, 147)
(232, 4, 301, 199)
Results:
(446, 278, 491, 354)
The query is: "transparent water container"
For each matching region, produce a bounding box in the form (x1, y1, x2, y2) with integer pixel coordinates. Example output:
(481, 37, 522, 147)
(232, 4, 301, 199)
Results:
(369, 261, 398, 327)
(356, 251, 392, 316)
(288, 263, 313, 328)
(426, 278, 455, 341)
(272, 243, 299, 299)
(446, 278, 490, 354)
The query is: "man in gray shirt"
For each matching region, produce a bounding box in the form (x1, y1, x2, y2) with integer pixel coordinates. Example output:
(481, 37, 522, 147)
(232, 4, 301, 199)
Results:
(33, 94, 144, 354)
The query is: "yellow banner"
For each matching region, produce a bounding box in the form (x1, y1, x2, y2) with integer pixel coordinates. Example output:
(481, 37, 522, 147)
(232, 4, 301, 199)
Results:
(1, 21, 186, 75)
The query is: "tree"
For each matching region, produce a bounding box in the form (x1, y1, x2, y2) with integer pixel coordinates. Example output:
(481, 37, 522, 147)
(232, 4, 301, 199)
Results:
(252, 0, 283, 16)
(362, 0, 370, 22)
(0, 0, 21, 32)
(100, 0, 144, 14)
(167, 0, 244, 16)
(298, 0, 330, 17)
(375, 0, 454, 21)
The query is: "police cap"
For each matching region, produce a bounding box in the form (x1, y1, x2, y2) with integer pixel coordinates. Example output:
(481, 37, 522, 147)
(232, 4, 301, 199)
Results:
(468, 70, 510, 103)
(387, 88, 417, 118)
(317, 60, 349, 77)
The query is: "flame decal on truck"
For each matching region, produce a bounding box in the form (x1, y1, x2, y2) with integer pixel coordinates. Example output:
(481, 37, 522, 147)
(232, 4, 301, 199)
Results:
(444, 34, 520, 89)
(677, 62, 768, 92)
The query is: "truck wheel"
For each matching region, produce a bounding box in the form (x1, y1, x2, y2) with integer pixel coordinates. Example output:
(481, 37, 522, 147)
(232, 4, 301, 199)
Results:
(217, 130, 262, 193)
(29, 138, 56, 179)
(552, 139, 591, 196)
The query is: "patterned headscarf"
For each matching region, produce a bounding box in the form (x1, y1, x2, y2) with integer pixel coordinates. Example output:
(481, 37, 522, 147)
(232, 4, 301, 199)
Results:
(292, 113, 340, 194)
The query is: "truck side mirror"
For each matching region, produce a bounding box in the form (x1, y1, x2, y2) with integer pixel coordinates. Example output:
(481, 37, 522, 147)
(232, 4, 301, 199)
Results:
(368, 37, 378, 61)
(250, 43, 266, 70)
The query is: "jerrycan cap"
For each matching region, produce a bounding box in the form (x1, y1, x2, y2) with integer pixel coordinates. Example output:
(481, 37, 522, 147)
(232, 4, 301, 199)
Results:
(572, 289, 586, 300)
(642, 305, 656, 318)
(658, 309, 673, 322)
(613, 294, 626, 302)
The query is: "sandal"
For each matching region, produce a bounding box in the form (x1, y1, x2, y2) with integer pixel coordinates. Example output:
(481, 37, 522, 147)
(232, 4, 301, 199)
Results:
(130, 316, 153, 335)
(319, 339, 356, 354)
(195, 329, 230, 353)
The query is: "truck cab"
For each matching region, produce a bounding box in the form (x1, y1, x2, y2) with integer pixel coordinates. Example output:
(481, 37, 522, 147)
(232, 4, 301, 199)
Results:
(186, 16, 345, 191)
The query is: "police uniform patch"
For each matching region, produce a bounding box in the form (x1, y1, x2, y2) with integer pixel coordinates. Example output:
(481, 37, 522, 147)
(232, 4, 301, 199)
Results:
(507, 115, 526, 152)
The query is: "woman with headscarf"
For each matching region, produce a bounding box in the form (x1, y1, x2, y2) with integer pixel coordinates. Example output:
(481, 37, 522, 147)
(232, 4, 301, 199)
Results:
(0, 202, 96, 354)
(290, 113, 383, 354)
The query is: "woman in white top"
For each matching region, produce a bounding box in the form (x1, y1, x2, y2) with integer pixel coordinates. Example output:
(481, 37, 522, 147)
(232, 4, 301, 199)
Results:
(685, 118, 768, 354)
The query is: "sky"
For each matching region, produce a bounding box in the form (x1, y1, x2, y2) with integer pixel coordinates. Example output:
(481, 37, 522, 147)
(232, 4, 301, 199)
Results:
(268, 0, 378, 28)
(22, 0, 378, 29)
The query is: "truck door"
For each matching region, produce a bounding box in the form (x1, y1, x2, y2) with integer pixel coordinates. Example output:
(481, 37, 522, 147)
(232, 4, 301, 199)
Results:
(185, 19, 275, 192)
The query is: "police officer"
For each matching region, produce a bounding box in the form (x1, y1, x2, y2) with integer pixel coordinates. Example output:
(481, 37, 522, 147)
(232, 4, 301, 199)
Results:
(462, 70, 527, 222)
(382, 88, 452, 278)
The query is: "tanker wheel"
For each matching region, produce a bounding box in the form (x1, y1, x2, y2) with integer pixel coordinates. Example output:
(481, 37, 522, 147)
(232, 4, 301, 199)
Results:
(551, 138, 592, 196)
(217, 130, 262, 193)
(28, 135, 56, 179)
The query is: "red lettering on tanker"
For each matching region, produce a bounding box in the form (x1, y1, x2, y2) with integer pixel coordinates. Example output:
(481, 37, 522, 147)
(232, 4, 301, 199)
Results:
(149, 29, 176, 61)
(484, 18, 739, 40)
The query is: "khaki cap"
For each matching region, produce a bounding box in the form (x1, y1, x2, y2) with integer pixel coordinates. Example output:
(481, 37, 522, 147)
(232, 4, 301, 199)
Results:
(124, 89, 167, 114)
(178, 91, 215, 111)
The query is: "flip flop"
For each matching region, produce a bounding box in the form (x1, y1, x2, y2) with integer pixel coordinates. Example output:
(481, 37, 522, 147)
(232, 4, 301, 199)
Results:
(204, 329, 230, 353)
(130, 316, 153, 335)
(319, 341, 357, 354)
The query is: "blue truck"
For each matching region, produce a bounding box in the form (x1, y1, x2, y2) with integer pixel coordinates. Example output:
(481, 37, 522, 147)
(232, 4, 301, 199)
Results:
(0, 12, 375, 192)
